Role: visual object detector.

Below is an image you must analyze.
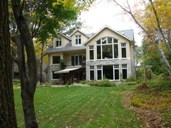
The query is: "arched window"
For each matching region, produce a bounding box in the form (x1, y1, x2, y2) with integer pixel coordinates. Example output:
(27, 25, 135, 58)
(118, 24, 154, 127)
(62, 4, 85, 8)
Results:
(96, 37, 118, 59)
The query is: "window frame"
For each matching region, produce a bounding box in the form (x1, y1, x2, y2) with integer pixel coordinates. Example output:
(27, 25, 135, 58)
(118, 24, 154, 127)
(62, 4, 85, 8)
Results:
(122, 64, 127, 79)
(71, 55, 84, 66)
(89, 66, 94, 80)
(89, 45, 94, 60)
(56, 38, 62, 47)
(75, 35, 81, 45)
(113, 64, 120, 80)
(121, 43, 127, 58)
(52, 56, 60, 64)
(96, 37, 118, 60)
(97, 66, 103, 80)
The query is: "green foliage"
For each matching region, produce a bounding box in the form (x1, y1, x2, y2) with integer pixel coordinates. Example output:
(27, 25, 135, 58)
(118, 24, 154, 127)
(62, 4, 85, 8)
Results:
(147, 80, 171, 92)
(52, 80, 60, 85)
(80, 80, 116, 87)
(60, 59, 66, 69)
(126, 75, 136, 82)
(131, 97, 143, 107)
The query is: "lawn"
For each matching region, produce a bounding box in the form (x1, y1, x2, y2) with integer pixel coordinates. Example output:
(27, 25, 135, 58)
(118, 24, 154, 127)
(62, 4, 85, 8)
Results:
(14, 86, 140, 128)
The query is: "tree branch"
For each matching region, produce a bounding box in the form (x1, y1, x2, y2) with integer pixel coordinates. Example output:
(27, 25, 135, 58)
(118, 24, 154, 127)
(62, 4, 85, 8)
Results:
(113, 0, 149, 36)
(149, 0, 171, 52)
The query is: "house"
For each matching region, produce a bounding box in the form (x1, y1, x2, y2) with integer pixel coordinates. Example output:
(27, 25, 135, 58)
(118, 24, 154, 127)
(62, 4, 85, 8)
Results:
(45, 26, 135, 84)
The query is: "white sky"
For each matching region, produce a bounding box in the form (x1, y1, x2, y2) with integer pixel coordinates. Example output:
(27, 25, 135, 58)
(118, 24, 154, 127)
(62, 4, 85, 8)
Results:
(80, 0, 143, 46)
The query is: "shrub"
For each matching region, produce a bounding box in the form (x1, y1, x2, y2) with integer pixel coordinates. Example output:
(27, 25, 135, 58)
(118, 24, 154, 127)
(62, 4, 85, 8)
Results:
(126, 81, 138, 85)
(52, 80, 60, 85)
(126, 75, 136, 82)
(131, 97, 143, 107)
(80, 80, 116, 87)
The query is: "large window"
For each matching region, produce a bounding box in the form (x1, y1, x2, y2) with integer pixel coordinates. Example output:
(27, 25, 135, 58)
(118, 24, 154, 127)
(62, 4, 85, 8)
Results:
(96, 37, 118, 59)
(75, 35, 81, 45)
(94, 64, 127, 80)
(103, 66, 113, 79)
(52, 56, 60, 64)
(121, 43, 127, 58)
(122, 64, 127, 79)
(71, 55, 85, 66)
(90, 66, 94, 80)
(56, 38, 61, 47)
(89, 46, 94, 60)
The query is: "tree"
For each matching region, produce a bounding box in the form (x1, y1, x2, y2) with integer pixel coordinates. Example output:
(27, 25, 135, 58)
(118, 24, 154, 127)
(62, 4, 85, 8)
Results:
(10, 0, 94, 127)
(0, 0, 17, 127)
(11, 0, 38, 127)
(113, 0, 171, 77)
(10, 0, 93, 83)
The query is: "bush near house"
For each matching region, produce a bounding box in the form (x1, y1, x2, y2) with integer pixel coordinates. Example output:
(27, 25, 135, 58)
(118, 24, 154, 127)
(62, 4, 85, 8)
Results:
(80, 80, 116, 87)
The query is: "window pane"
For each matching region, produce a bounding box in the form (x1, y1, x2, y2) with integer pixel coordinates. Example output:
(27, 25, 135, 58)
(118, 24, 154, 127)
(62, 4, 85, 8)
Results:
(108, 37, 112, 43)
(121, 43, 126, 47)
(102, 45, 112, 59)
(102, 38, 107, 44)
(114, 69, 119, 80)
(79, 55, 82, 65)
(75, 56, 78, 65)
(76, 35, 81, 45)
(79, 38, 81, 44)
(52, 56, 60, 64)
(90, 66, 94, 69)
(97, 70, 102, 80)
(90, 71, 94, 80)
(97, 40, 101, 44)
(97, 66, 102, 69)
(103, 66, 113, 80)
(114, 65, 119, 68)
(90, 50, 94, 60)
(122, 69, 127, 79)
(122, 48, 126, 58)
(122, 64, 127, 68)
(89, 46, 93, 49)
(97, 46, 101, 59)
(114, 39, 118, 43)
(71, 56, 75, 66)
(56, 38, 61, 47)
(114, 44, 118, 58)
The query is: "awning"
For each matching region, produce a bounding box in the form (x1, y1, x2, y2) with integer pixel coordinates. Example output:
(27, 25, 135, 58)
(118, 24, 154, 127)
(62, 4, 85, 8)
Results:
(54, 67, 80, 74)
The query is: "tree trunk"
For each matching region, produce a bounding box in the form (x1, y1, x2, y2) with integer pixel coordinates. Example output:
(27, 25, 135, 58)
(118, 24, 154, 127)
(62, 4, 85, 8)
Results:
(40, 42, 44, 84)
(0, 0, 17, 127)
(11, 0, 39, 128)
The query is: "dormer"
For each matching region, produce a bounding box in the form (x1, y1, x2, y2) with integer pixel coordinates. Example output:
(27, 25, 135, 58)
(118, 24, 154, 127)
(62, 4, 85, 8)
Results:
(53, 33, 71, 48)
(70, 30, 89, 46)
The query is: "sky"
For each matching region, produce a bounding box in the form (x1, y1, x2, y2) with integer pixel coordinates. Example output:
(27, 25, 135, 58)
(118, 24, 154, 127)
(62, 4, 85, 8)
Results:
(80, 0, 143, 46)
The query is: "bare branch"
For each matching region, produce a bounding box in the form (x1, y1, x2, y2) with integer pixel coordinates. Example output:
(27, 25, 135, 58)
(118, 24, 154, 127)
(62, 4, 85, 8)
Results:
(113, 0, 149, 36)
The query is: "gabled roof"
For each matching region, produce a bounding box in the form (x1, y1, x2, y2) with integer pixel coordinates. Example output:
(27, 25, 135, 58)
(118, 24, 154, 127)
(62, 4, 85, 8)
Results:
(45, 42, 85, 54)
(84, 26, 134, 45)
(117, 29, 134, 41)
(70, 29, 89, 38)
(57, 32, 71, 41)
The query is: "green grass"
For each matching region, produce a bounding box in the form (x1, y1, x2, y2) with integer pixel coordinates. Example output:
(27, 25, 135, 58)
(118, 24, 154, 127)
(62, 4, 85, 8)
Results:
(14, 86, 140, 128)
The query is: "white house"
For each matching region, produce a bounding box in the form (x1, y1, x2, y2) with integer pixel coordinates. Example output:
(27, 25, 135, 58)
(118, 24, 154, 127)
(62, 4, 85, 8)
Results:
(45, 26, 135, 84)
